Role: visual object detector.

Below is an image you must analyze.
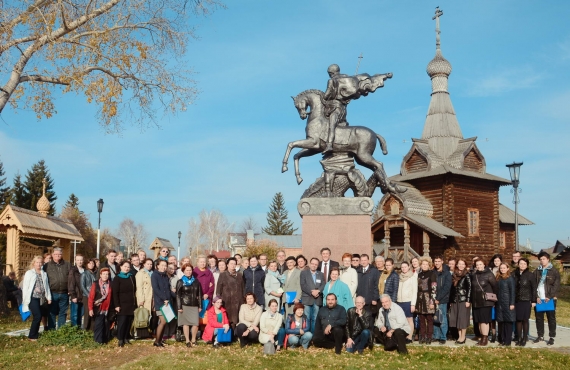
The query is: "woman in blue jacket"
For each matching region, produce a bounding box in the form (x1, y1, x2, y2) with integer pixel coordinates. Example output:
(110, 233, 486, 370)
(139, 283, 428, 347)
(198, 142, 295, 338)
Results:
(323, 267, 353, 311)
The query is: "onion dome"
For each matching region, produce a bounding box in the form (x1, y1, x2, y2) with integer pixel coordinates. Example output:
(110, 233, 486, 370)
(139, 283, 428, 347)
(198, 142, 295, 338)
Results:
(36, 178, 50, 217)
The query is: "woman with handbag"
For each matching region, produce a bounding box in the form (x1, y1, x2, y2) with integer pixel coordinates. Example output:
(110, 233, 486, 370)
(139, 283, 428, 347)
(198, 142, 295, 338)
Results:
(471, 258, 498, 346)
(514, 258, 536, 347)
(176, 262, 202, 348)
(259, 298, 285, 352)
(449, 259, 471, 344)
(136, 259, 154, 329)
(112, 260, 137, 347)
(89, 267, 113, 344)
(202, 296, 230, 346)
(21, 256, 52, 341)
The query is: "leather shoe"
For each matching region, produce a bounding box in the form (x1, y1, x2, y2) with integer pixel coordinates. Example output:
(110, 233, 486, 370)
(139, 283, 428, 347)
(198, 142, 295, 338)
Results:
(547, 338, 555, 346)
(533, 336, 544, 344)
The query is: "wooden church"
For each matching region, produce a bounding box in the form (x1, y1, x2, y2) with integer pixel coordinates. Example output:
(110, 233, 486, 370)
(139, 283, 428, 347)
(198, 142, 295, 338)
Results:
(372, 11, 533, 263)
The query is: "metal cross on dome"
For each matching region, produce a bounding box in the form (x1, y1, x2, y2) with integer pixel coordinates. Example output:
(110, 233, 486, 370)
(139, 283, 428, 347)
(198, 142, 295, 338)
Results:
(433, 6, 444, 50)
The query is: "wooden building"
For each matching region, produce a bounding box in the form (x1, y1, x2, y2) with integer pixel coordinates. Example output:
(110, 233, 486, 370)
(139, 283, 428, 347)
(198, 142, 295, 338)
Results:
(372, 19, 532, 264)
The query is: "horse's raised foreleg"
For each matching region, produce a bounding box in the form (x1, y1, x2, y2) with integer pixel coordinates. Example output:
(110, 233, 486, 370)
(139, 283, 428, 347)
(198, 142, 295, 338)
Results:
(293, 148, 320, 185)
(282, 138, 319, 175)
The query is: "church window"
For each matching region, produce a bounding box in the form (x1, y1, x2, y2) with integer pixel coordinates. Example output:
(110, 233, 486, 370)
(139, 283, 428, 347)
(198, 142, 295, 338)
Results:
(468, 209, 479, 236)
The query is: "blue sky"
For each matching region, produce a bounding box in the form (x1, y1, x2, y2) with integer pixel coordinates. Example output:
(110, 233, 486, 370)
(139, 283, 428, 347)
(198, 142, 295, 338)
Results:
(1, 1, 569, 253)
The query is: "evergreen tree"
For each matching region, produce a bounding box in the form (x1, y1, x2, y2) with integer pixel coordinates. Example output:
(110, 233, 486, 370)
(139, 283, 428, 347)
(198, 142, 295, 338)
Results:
(262, 192, 297, 235)
(9, 173, 26, 208)
(0, 158, 9, 209)
(64, 193, 81, 213)
(23, 160, 57, 214)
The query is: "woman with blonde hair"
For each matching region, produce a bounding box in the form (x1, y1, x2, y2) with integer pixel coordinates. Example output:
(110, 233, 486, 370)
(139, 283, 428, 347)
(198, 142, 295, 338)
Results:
(193, 255, 215, 309)
(22, 256, 52, 340)
(397, 261, 417, 342)
(416, 257, 437, 344)
(339, 252, 358, 301)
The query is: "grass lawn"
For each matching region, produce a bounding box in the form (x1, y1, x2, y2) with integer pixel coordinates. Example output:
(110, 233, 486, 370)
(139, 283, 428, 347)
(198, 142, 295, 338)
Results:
(0, 336, 569, 370)
(0, 310, 32, 333)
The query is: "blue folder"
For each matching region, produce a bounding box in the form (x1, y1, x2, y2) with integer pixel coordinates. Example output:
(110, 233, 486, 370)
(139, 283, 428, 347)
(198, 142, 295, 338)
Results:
(285, 291, 296, 304)
(216, 328, 232, 343)
(491, 306, 496, 321)
(536, 299, 555, 312)
(19, 305, 31, 322)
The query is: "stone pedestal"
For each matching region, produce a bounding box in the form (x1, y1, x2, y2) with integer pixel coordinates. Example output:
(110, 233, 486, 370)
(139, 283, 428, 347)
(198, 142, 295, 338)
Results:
(298, 197, 373, 261)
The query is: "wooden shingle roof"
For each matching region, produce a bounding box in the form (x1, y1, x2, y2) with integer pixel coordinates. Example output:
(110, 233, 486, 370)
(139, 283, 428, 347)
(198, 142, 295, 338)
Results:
(0, 205, 83, 241)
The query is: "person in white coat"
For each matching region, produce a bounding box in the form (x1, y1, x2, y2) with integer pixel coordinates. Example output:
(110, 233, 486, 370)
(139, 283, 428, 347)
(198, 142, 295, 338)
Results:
(396, 261, 417, 341)
(259, 299, 285, 350)
(339, 253, 358, 301)
(264, 261, 284, 310)
(22, 255, 52, 340)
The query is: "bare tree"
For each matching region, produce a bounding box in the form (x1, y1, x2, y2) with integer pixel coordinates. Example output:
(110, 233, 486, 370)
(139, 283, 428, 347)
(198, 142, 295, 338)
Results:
(0, 0, 222, 131)
(199, 209, 232, 252)
(186, 217, 204, 260)
(117, 217, 148, 256)
(240, 215, 259, 236)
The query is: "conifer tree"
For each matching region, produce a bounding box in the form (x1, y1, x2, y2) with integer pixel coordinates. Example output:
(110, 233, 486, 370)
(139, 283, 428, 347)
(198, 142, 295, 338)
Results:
(262, 192, 297, 235)
(23, 160, 57, 214)
(9, 173, 26, 208)
(0, 158, 9, 209)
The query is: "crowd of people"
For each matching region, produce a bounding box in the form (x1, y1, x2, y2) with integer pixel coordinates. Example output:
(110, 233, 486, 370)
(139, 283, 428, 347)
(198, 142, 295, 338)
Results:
(15, 247, 560, 355)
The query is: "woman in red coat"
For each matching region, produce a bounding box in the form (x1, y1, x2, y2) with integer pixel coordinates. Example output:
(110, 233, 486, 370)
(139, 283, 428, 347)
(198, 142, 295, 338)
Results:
(88, 268, 113, 344)
(202, 295, 230, 346)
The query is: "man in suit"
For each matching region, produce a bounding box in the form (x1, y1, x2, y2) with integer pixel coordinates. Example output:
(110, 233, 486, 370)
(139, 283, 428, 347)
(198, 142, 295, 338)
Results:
(356, 254, 380, 323)
(300, 257, 326, 333)
(317, 247, 339, 281)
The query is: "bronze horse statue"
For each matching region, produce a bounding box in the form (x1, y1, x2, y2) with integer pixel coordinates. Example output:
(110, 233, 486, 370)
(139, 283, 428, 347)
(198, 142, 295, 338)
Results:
(281, 88, 403, 195)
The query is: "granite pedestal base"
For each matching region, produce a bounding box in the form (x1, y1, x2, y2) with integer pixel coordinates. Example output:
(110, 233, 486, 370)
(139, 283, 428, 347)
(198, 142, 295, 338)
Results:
(298, 198, 373, 260)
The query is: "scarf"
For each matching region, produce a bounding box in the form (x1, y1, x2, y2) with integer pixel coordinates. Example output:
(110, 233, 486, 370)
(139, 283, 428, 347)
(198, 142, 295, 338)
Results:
(399, 269, 414, 283)
(144, 268, 153, 277)
(117, 271, 132, 279)
(452, 268, 468, 286)
(538, 263, 552, 286)
(267, 269, 285, 284)
(182, 275, 195, 286)
(159, 256, 168, 261)
(97, 279, 110, 304)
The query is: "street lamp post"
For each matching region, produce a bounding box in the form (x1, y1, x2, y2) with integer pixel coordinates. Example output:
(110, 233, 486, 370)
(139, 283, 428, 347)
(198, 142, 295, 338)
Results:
(506, 162, 523, 252)
(96, 198, 104, 259)
(177, 231, 182, 262)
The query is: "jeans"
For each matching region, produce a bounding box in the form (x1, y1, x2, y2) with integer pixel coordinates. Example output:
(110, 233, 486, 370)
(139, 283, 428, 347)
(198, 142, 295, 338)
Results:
(346, 329, 370, 353)
(48, 292, 69, 330)
(433, 304, 448, 340)
(287, 332, 313, 349)
(304, 303, 320, 334)
(70, 300, 84, 327)
(535, 300, 557, 338)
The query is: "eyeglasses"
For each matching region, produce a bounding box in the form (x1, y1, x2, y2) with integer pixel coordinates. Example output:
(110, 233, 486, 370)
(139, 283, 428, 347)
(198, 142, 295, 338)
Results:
(161, 250, 168, 253)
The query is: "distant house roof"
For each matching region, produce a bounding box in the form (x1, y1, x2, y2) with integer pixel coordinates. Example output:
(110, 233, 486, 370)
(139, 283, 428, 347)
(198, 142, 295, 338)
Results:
(404, 214, 464, 239)
(0, 205, 84, 241)
(498, 204, 534, 225)
(391, 164, 512, 185)
(149, 237, 175, 251)
(255, 234, 302, 249)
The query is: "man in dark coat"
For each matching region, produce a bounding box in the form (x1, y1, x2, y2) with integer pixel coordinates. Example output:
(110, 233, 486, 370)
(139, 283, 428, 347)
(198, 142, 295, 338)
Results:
(345, 296, 372, 354)
(433, 255, 452, 344)
(313, 293, 347, 354)
(242, 256, 265, 306)
(317, 247, 339, 281)
(98, 249, 120, 281)
(44, 247, 71, 330)
(533, 251, 561, 346)
(300, 257, 326, 333)
(356, 254, 380, 322)
(68, 255, 85, 327)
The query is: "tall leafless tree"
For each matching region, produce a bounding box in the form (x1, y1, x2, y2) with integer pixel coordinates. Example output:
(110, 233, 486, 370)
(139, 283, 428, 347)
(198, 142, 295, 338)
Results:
(117, 217, 148, 256)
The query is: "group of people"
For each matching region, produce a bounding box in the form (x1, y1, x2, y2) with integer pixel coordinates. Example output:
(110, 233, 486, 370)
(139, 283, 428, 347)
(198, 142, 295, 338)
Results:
(17, 246, 560, 356)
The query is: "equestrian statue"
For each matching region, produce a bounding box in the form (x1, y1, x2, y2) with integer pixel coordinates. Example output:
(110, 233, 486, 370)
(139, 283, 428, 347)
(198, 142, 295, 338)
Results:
(282, 64, 405, 198)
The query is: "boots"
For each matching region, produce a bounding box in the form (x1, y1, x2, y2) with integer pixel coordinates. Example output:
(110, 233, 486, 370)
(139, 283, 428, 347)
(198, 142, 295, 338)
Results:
(490, 333, 496, 343)
(520, 334, 528, 347)
(477, 335, 488, 346)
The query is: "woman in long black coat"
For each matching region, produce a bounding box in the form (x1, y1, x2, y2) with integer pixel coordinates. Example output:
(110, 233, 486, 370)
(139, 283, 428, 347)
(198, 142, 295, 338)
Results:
(514, 258, 536, 347)
(471, 258, 498, 346)
(495, 263, 516, 346)
(216, 257, 244, 330)
(112, 260, 137, 347)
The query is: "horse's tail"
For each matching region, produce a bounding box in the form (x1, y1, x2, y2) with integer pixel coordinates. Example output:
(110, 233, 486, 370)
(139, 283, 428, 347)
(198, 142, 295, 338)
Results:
(376, 133, 388, 155)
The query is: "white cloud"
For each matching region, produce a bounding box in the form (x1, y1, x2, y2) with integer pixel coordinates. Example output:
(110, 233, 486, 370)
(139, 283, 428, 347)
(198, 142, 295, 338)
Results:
(464, 66, 543, 97)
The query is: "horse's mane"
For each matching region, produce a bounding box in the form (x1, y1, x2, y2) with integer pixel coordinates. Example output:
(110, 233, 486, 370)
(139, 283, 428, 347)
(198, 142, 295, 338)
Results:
(294, 89, 324, 100)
